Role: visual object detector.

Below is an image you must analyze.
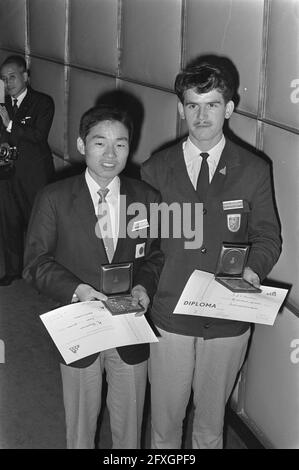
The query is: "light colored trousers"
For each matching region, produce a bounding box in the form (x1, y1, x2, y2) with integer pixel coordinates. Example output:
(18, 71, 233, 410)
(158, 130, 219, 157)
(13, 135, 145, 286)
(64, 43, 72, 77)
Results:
(60, 348, 147, 449)
(149, 327, 250, 449)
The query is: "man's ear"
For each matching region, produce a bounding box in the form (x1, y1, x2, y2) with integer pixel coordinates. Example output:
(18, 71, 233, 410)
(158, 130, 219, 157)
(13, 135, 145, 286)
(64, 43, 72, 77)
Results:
(225, 100, 234, 119)
(23, 71, 29, 83)
(77, 137, 85, 155)
(178, 101, 185, 120)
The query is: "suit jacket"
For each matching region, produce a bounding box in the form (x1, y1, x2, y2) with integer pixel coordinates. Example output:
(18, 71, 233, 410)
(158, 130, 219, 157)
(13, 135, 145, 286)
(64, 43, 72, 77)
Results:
(0, 86, 55, 219)
(23, 173, 163, 368)
(141, 138, 281, 339)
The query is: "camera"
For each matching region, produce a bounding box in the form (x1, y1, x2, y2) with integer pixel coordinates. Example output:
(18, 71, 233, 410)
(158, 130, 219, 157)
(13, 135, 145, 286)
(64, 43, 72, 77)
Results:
(0, 143, 18, 166)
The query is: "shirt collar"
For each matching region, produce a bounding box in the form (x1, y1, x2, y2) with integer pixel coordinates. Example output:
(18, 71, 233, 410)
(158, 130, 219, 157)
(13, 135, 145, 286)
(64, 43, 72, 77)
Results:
(183, 134, 226, 166)
(11, 88, 27, 107)
(205, 134, 226, 167)
(183, 137, 201, 164)
(85, 168, 120, 203)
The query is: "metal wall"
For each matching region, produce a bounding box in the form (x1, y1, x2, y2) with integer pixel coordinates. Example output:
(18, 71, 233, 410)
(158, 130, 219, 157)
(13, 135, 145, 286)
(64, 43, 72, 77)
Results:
(0, 0, 299, 448)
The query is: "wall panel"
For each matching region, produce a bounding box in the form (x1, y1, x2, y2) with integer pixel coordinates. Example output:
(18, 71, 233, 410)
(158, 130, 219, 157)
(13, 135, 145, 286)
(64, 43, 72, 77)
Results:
(119, 81, 178, 164)
(263, 124, 299, 308)
(184, 0, 264, 115)
(265, 0, 299, 129)
(243, 307, 299, 449)
(0, 0, 299, 450)
(0, 49, 11, 68)
(29, 0, 67, 62)
(30, 58, 65, 156)
(69, 0, 118, 74)
(121, 0, 182, 89)
(0, 0, 26, 52)
(68, 68, 116, 160)
(228, 113, 257, 147)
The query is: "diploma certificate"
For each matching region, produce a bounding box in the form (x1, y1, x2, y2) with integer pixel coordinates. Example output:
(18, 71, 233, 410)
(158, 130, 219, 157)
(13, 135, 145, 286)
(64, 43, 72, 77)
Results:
(173, 270, 288, 325)
(40, 301, 158, 364)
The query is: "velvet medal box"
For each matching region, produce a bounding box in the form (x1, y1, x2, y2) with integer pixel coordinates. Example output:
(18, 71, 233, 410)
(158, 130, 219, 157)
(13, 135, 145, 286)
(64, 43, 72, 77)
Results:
(215, 243, 261, 293)
(100, 262, 144, 314)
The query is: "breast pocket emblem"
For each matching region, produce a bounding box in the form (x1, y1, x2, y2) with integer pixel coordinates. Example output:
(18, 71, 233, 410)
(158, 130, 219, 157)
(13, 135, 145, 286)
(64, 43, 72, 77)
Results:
(227, 214, 241, 232)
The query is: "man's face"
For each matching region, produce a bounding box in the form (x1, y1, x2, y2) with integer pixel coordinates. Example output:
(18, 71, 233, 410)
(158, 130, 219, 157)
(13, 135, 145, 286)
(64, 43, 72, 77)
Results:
(178, 88, 234, 150)
(77, 120, 130, 187)
(0, 63, 27, 98)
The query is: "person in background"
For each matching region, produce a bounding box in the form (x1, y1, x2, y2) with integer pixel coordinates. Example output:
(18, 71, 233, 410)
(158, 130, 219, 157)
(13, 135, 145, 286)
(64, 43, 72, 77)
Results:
(0, 55, 54, 285)
(23, 105, 163, 449)
(141, 55, 281, 449)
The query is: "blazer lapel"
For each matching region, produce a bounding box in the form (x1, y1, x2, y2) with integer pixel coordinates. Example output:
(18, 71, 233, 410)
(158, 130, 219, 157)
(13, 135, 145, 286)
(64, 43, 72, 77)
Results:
(16, 88, 33, 120)
(168, 139, 242, 203)
(209, 139, 241, 199)
(5, 96, 13, 120)
(112, 176, 134, 261)
(71, 174, 109, 262)
(171, 140, 200, 202)
(5, 88, 32, 120)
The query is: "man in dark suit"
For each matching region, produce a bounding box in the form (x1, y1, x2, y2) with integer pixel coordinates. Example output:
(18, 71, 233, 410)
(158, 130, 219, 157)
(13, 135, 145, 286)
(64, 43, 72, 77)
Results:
(141, 56, 281, 449)
(0, 55, 54, 284)
(23, 105, 163, 449)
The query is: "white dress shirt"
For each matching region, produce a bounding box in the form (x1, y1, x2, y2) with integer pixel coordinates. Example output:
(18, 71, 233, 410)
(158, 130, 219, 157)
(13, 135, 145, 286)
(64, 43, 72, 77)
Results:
(183, 135, 226, 189)
(6, 87, 28, 133)
(85, 168, 120, 250)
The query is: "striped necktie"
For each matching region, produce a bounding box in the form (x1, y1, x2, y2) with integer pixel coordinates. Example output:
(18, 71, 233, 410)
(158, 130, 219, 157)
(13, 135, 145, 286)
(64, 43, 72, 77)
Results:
(96, 188, 115, 263)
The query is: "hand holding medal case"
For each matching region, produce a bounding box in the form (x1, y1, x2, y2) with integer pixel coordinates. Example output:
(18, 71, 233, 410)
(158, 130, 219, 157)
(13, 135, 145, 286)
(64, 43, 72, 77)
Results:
(215, 243, 261, 293)
(100, 262, 144, 315)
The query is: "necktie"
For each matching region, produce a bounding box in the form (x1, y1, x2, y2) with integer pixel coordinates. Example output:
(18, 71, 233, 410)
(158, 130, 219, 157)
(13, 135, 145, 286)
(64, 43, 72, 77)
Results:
(12, 98, 18, 118)
(196, 152, 210, 201)
(96, 188, 114, 263)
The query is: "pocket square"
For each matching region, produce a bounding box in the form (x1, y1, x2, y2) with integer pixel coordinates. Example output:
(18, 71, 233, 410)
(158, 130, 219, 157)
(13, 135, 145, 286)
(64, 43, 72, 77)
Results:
(219, 166, 226, 175)
(20, 116, 31, 124)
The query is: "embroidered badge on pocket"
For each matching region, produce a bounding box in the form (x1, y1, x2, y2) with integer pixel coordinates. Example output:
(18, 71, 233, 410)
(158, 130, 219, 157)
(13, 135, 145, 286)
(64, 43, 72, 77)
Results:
(227, 214, 241, 232)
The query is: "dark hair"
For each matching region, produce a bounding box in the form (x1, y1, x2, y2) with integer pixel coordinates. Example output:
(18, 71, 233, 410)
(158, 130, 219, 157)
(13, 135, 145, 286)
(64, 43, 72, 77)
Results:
(79, 105, 134, 143)
(1, 55, 27, 73)
(175, 57, 237, 104)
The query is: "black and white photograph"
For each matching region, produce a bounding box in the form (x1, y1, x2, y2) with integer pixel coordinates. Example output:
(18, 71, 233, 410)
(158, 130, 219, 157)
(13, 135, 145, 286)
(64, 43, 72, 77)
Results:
(0, 0, 298, 456)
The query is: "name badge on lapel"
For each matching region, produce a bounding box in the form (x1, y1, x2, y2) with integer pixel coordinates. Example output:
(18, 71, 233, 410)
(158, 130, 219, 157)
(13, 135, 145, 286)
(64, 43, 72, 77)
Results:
(132, 219, 149, 231)
(227, 214, 241, 232)
(135, 242, 145, 258)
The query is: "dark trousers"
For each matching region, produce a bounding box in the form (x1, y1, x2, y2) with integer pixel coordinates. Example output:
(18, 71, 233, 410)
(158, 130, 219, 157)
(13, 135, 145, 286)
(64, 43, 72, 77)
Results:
(0, 177, 24, 278)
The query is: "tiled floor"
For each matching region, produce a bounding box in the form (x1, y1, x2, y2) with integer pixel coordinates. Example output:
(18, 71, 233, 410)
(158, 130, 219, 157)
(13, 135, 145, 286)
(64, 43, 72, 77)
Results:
(0, 279, 249, 449)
